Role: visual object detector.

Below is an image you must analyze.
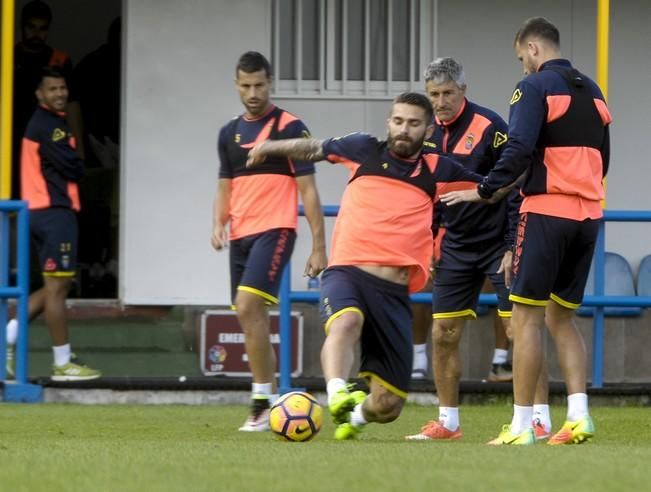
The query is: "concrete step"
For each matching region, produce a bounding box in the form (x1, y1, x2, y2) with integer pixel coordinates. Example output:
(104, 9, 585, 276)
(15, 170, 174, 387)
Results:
(19, 312, 199, 378)
(27, 319, 188, 351)
(26, 351, 201, 378)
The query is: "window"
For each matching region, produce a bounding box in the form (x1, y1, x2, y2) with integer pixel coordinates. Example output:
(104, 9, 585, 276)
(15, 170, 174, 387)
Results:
(271, 0, 437, 98)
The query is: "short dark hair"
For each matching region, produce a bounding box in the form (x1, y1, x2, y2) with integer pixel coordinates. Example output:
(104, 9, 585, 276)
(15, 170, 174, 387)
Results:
(393, 92, 433, 124)
(21, 0, 52, 27)
(38, 66, 66, 87)
(236, 51, 272, 77)
(514, 17, 560, 47)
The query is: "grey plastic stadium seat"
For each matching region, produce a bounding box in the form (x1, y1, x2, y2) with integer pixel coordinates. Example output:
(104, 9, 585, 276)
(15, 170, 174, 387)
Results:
(636, 254, 651, 297)
(577, 252, 642, 317)
(476, 304, 489, 316)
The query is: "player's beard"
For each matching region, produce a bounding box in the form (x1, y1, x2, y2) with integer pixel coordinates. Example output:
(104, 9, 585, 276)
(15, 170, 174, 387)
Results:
(245, 98, 266, 117)
(47, 97, 67, 112)
(388, 133, 425, 159)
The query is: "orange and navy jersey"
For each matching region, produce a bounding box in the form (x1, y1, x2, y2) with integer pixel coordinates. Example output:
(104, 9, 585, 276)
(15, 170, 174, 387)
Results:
(217, 105, 315, 240)
(426, 99, 521, 246)
(12, 44, 75, 200)
(322, 132, 481, 293)
(481, 59, 612, 221)
(21, 106, 84, 211)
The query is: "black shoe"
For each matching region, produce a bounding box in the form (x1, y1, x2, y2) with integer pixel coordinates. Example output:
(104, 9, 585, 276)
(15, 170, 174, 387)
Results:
(487, 362, 513, 382)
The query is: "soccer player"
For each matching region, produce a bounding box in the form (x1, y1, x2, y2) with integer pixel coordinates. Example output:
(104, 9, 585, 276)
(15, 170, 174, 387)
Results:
(247, 92, 482, 440)
(211, 52, 327, 431)
(441, 17, 612, 445)
(6, 1, 87, 376)
(406, 57, 551, 441)
(13, 0, 83, 200)
(5, 66, 101, 381)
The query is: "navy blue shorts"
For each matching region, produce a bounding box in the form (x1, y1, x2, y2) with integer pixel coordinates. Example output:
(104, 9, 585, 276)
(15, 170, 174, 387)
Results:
(229, 228, 296, 304)
(30, 208, 78, 277)
(433, 237, 511, 319)
(510, 212, 599, 308)
(319, 266, 412, 398)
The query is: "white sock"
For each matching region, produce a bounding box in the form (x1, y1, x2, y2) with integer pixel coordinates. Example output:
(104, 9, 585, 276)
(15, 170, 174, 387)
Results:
(53, 344, 72, 367)
(251, 382, 273, 399)
(350, 402, 367, 427)
(412, 344, 427, 370)
(6, 319, 18, 345)
(326, 378, 347, 405)
(439, 406, 459, 431)
(533, 404, 551, 431)
(492, 348, 509, 365)
(567, 393, 589, 421)
(510, 404, 533, 434)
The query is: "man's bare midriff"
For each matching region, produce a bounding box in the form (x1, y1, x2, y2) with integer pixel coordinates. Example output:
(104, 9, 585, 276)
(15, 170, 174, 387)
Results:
(356, 265, 410, 285)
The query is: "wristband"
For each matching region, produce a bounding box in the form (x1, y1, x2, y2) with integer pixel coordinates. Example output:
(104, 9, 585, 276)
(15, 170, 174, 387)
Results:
(477, 181, 493, 199)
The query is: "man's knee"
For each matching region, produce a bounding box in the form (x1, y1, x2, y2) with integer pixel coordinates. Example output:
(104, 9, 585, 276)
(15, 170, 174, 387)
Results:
(368, 391, 404, 423)
(234, 291, 266, 318)
(545, 301, 576, 330)
(432, 318, 464, 348)
(43, 277, 72, 298)
(327, 311, 363, 340)
(500, 317, 513, 341)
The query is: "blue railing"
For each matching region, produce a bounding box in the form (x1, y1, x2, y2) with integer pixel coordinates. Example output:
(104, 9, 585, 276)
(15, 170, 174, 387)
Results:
(589, 211, 651, 387)
(0, 200, 42, 402)
(278, 207, 651, 391)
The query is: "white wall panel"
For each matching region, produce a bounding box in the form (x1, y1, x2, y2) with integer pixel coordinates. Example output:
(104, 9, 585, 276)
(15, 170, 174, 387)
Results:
(122, 0, 271, 304)
(122, 0, 651, 304)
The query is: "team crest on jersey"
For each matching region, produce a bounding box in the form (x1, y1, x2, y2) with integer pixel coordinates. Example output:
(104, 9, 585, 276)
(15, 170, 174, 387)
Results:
(464, 134, 474, 150)
(493, 132, 508, 148)
(382, 162, 389, 170)
(510, 88, 523, 105)
(44, 258, 57, 271)
(52, 128, 66, 142)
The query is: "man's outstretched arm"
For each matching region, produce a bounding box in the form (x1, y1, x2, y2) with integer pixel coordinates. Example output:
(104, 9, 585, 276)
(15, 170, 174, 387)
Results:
(246, 138, 325, 166)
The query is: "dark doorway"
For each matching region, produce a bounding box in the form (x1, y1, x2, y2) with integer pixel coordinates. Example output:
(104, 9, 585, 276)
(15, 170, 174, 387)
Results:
(13, 0, 123, 298)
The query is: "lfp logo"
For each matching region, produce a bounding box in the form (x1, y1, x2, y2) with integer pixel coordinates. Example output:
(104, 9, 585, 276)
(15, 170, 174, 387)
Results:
(208, 345, 227, 363)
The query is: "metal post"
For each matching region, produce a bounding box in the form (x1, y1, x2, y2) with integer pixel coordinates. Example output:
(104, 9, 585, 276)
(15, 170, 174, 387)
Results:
(0, 211, 8, 380)
(278, 264, 293, 393)
(591, 220, 606, 388)
(2, 201, 42, 402)
(278, 206, 651, 393)
(15, 204, 30, 384)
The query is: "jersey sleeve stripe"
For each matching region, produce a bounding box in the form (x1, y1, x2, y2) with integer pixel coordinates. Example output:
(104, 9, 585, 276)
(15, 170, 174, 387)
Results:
(593, 98, 613, 125)
(239, 117, 276, 149)
(450, 114, 492, 155)
(278, 111, 299, 132)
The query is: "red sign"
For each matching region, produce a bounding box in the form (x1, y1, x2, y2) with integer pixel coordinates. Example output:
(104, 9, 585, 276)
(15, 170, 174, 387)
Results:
(200, 309, 303, 376)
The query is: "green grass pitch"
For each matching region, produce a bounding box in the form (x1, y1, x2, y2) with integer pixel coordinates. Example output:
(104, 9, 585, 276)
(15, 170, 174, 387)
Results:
(1, 403, 649, 491)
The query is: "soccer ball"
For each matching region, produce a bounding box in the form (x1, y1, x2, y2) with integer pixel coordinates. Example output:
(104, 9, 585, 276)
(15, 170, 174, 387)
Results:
(269, 391, 323, 442)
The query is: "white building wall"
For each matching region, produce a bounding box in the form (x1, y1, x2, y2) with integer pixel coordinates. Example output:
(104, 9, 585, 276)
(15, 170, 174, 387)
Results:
(122, 0, 651, 305)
